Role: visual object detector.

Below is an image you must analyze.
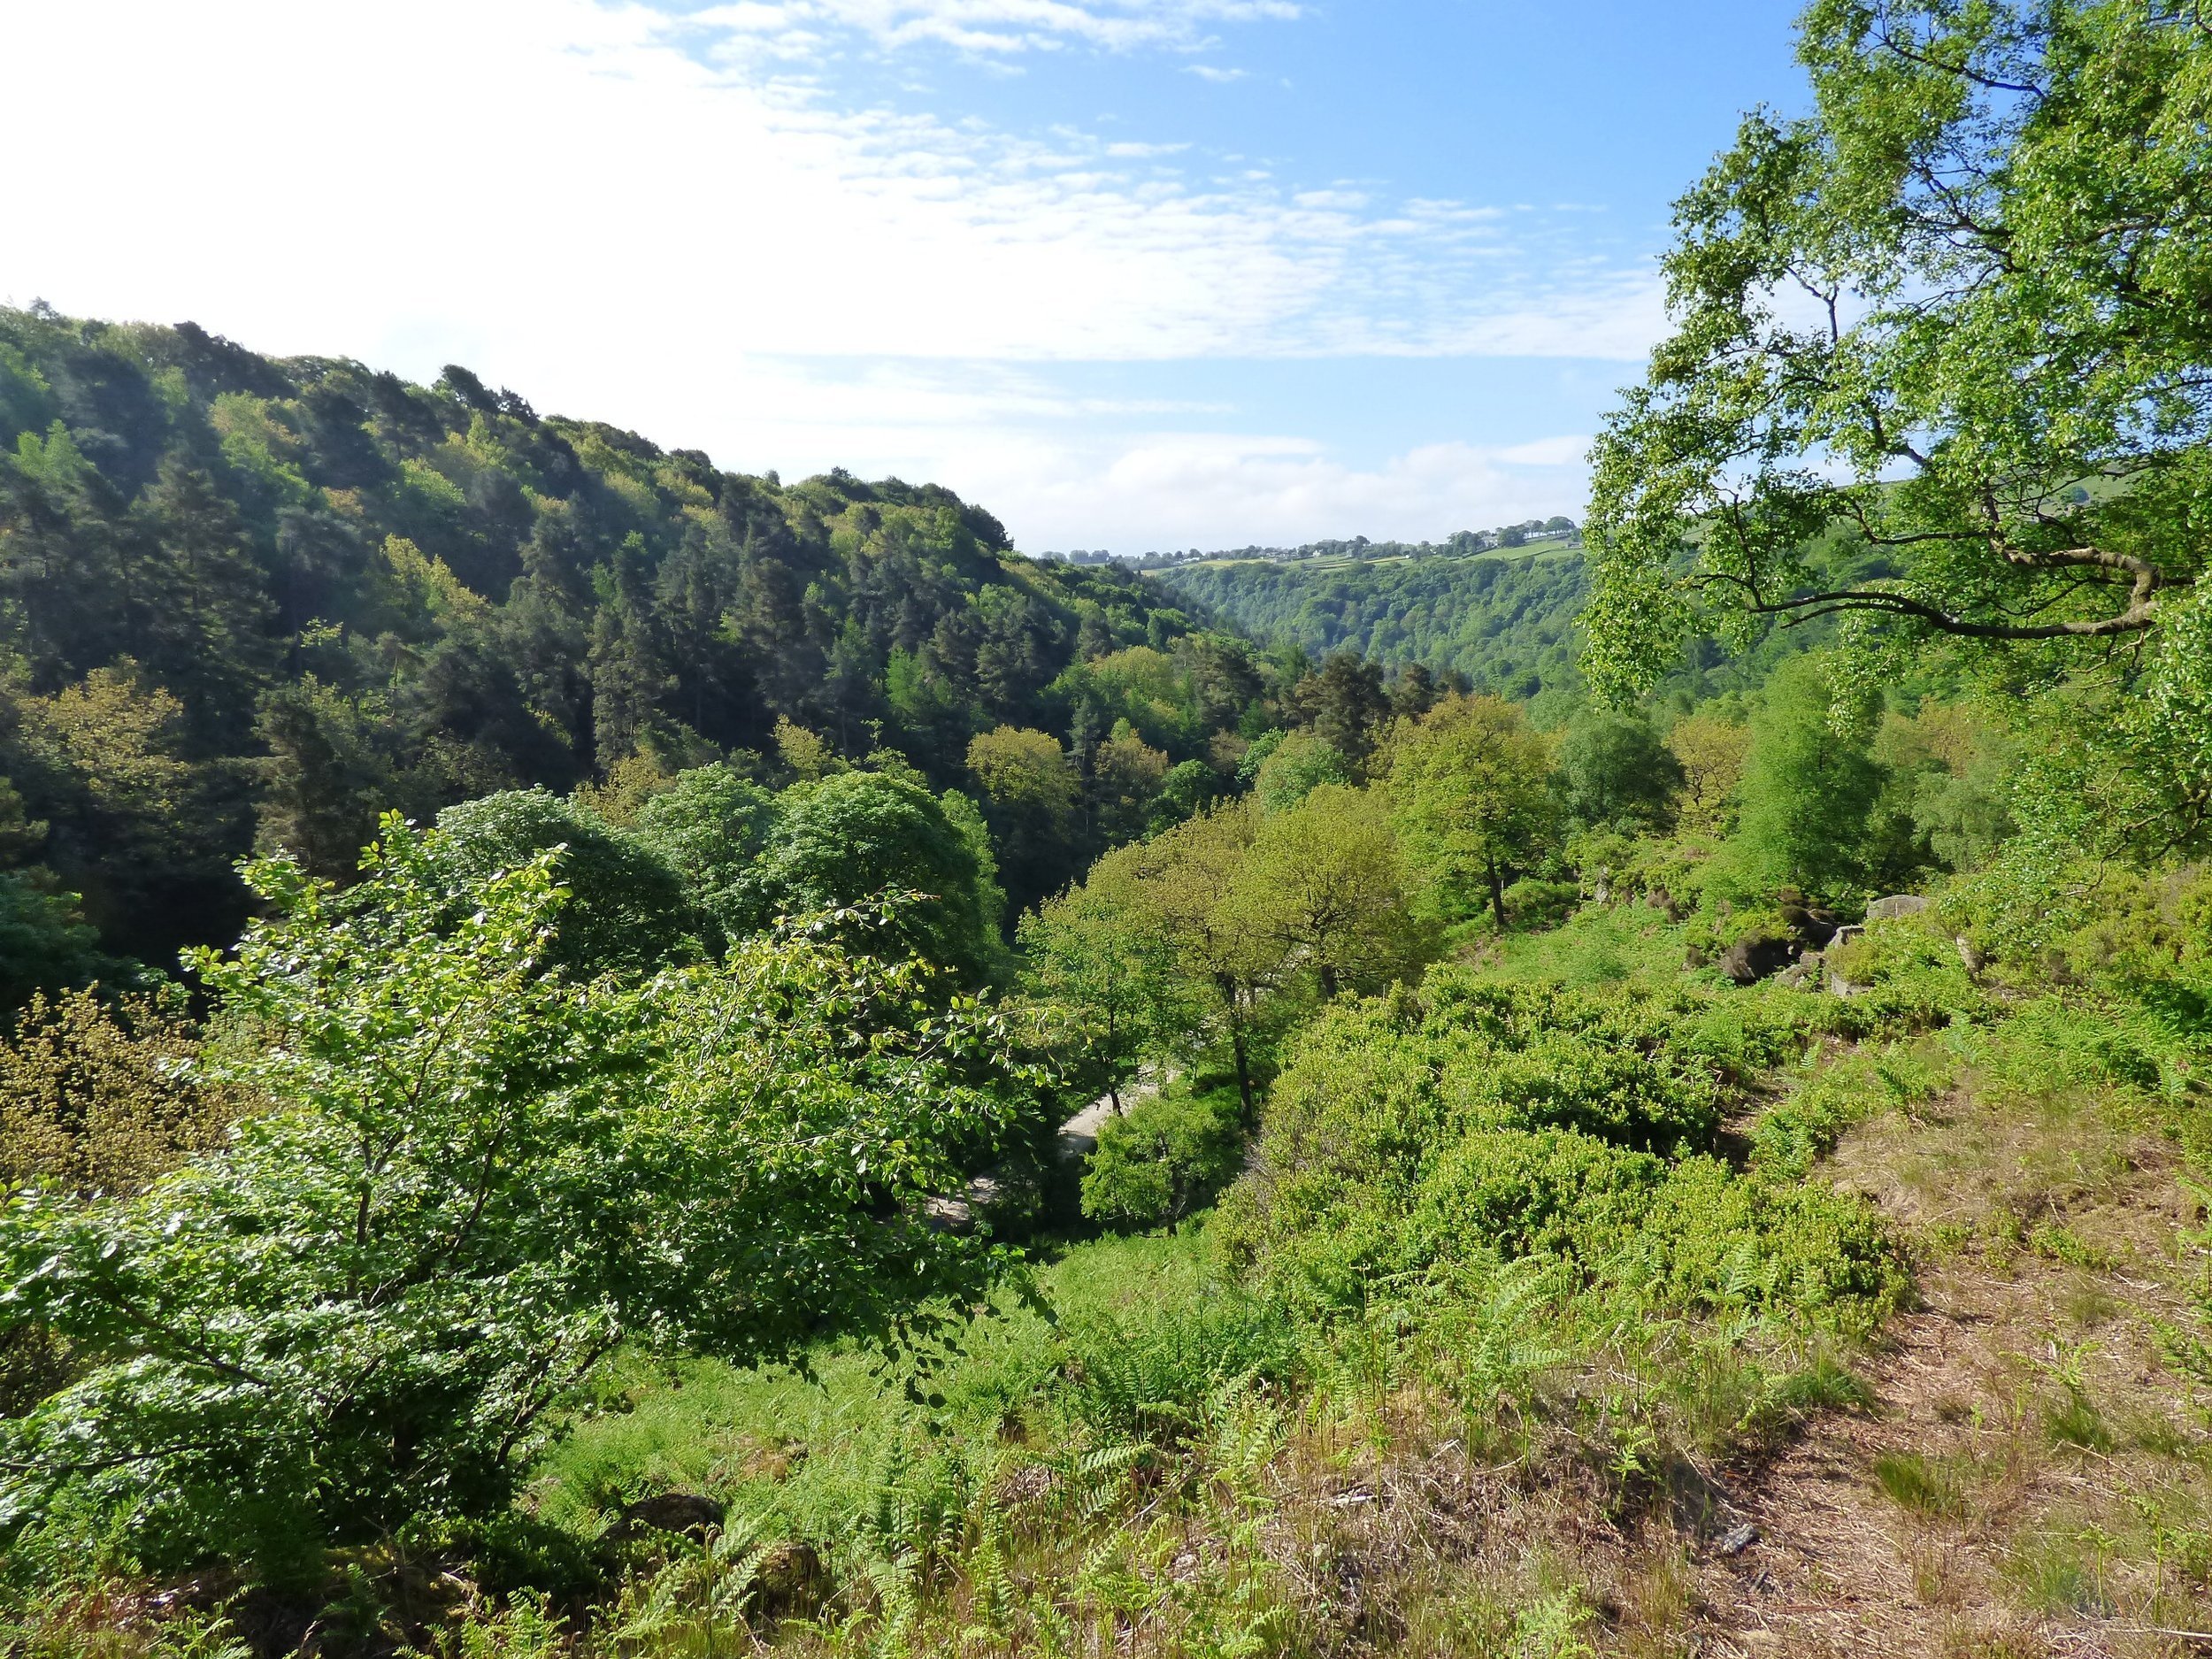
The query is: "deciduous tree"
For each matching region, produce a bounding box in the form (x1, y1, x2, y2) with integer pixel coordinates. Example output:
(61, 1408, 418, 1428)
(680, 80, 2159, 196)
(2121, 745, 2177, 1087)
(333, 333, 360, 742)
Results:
(1383, 695, 1556, 929)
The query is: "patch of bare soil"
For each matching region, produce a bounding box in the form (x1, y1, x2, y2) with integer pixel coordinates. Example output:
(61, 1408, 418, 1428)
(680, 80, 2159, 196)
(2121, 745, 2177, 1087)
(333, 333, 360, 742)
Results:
(1679, 1090, 2212, 1659)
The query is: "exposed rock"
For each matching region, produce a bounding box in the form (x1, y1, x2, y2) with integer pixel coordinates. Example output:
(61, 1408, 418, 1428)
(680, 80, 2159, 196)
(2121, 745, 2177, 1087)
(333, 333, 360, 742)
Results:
(754, 1540, 827, 1616)
(1778, 892, 1842, 947)
(1718, 1523, 1760, 1556)
(1720, 933, 1797, 985)
(616, 1493, 725, 1540)
(1956, 935, 1985, 975)
(1776, 956, 1820, 990)
(922, 1194, 973, 1233)
(1865, 894, 1932, 923)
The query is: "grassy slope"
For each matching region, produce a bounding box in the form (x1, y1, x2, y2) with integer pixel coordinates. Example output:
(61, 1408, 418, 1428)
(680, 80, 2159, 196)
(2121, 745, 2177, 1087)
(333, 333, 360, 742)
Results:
(526, 913, 2212, 1658)
(19, 909, 2211, 1658)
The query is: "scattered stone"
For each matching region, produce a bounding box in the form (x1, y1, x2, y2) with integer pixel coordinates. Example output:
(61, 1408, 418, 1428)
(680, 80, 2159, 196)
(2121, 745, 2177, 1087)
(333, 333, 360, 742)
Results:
(754, 1541, 827, 1616)
(1721, 933, 1797, 985)
(922, 1194, 973, 1233)
(1865, 894, 1932, 922)
(965, 1173, 1004, 1210)
(1718, 1523, 1760, 1556)
(1778, 894, 1842, 946)
(616, 1493, 725, 1540)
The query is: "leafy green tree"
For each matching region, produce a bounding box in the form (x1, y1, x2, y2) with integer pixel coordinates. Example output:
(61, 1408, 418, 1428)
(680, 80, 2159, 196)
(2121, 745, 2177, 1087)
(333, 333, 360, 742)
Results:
(253, 676, 406, 880)
(1148, 757, 1223, 835)
(1723, 655, 1884, 901)
(966, 726, 1079, 914)
(1383, 695, 1557, 929)
(1087, 724, 1171, 848)
(631, 763, 780, 945)
(1292, 652, 1392, 771)
(428, 787, 695, 977)
(1229, 783, 1431, 1002)
(1090, 803, 1283, 1121)
(1250, 728, 1353, 815)
(1586, 0, 2212, 697)
(0, 872, 117, 1009)
(1555, 709, 1684, 833)
(1080, 1087, 1243, 1229)
(14, 661, 242, 958)
(1018, 885, 1190, 1113)
(0, 822, 1030, 1571)
(1665, 711, 1754, 836)
(0, 303, 1238, 977)
(750, 770, 1001, 985)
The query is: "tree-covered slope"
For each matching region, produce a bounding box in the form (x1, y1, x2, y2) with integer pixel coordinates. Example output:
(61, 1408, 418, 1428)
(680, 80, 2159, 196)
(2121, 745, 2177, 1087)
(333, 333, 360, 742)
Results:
(1156, 549, 1590, 697)
(0, 305, 1249, 967)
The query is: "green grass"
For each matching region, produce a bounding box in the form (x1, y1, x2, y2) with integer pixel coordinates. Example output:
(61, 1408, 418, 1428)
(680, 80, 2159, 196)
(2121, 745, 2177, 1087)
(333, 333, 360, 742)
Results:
(1486, 902, 1697, 990)
(1872, 1449, 1964, 1517)
(526, 1229, 1240, 1541)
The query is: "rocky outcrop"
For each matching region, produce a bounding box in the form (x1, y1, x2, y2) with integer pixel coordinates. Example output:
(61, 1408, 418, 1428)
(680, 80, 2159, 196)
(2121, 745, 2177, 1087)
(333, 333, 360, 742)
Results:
(1721, 933, 1797, 985)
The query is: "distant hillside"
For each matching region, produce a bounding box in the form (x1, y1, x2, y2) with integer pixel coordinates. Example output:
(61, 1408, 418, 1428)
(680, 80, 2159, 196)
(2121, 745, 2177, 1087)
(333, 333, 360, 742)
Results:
(1156, 547, 1591, 697)
(0, 305, 1252, 965)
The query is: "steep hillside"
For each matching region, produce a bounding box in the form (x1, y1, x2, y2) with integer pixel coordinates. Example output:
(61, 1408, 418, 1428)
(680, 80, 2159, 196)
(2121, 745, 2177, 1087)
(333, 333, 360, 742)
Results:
(0, 306, 1255, 965)
(1157, 548, 1590, 695)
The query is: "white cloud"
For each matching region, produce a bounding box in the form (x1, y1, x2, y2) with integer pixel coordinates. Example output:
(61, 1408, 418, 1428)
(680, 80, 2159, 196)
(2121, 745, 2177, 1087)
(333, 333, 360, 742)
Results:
(1493, 434, 1594, 468)
(941, 426, 1593, 549)
(696, 0, 1302, 55)
(0, 0, 1649, 545)
(1182, 63, 1248, 81)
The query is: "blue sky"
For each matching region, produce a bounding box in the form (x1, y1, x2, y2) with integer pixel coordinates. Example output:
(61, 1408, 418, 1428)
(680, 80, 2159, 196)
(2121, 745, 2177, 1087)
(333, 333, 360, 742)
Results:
(3, 0, 1809, 551)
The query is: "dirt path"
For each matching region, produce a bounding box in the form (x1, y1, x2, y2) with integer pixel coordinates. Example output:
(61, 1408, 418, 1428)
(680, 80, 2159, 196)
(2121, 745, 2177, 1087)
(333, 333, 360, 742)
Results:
(1678, 1091, 2211, 1659)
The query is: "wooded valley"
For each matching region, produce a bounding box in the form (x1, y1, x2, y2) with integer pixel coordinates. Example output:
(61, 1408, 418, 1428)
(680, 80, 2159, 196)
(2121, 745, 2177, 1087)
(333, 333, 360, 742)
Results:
(4, 2, 2212, 1655)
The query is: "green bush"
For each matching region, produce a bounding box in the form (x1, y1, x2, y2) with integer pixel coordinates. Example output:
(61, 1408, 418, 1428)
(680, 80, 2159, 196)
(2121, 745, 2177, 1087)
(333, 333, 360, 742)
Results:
(431, 787, 695, 977)
(1409, 1127, 1665, 1262)
(1824, 917, 1988, 1033)
(1217, 967, 1902, 1325)
(1063, 1292, 1300, 1445)
(1080, 1087, 1244, 1229)
(1618, 1158, 1906, 1322)
(1502, 877, 1581, 931)
(0, 823, 1033, 1576)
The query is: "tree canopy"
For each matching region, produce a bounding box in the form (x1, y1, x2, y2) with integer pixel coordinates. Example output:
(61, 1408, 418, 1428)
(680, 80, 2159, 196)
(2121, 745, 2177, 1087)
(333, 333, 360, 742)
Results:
(1586, 0, 2212, 694)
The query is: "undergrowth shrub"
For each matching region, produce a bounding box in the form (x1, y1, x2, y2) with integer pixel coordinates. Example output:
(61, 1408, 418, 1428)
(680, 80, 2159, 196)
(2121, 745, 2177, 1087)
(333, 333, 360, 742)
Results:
(1062, 1293, 1299, 1446)
(1824, 917, 1989, 1033)
(1080, 1085, 1243, 1229)
(1218, 966, 1904, 1327)
(1753, 1042, 1955, 1179)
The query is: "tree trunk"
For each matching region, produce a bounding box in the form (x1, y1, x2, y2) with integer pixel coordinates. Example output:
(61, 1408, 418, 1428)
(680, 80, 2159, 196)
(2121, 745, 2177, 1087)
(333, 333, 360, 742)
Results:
(1231, 1025, 1256, 1128)
(1487, 854, 1508, 931)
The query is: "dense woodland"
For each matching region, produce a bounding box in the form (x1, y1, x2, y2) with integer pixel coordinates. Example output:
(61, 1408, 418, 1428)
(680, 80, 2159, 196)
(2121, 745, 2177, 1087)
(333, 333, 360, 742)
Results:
(0, 303, 1349, 974)
(6, 2, 2212, 1655)
(1158, 547, 1588, 698)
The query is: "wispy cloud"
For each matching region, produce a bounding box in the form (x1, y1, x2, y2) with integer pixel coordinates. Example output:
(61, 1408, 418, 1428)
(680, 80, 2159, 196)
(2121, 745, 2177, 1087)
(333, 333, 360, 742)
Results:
(685, 0, 1300, 58)
(1, 0, 1647, 542)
